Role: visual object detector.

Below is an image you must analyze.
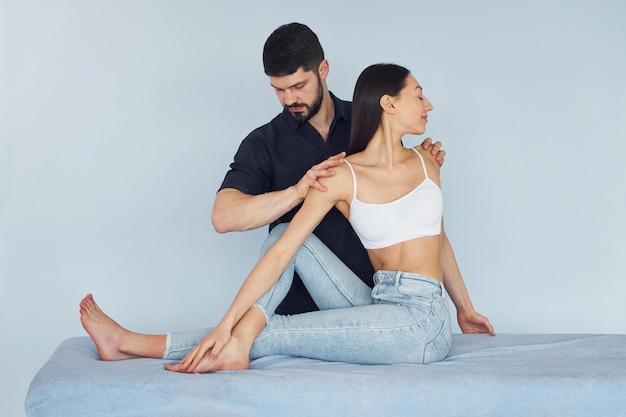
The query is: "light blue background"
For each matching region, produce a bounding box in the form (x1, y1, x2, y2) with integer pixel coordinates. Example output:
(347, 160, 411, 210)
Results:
(2, 1, 625, 416)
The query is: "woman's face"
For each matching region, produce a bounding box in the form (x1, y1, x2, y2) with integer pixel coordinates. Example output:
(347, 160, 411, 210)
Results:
(393, 75, 433, 135)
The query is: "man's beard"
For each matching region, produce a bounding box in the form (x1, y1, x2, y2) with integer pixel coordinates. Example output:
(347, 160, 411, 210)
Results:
(285, 76, 324, 123)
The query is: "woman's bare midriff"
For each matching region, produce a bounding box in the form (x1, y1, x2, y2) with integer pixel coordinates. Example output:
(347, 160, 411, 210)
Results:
(367, 235, 442, 282)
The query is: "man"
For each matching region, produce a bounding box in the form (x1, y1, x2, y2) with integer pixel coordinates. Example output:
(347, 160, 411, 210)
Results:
(212, 23, 444, 315)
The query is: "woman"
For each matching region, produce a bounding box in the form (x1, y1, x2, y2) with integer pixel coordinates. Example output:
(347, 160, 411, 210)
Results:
(80, 63, 494, 373)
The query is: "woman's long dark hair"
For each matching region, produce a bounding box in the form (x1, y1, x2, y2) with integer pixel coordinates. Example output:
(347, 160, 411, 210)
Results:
(349, 63, 410, 154)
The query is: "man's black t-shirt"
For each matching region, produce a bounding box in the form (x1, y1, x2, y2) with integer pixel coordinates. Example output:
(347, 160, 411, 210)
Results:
(218, 93, 374, 314)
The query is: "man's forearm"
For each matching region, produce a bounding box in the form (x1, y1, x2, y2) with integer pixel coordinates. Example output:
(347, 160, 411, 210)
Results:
(211, 187, 304, 233)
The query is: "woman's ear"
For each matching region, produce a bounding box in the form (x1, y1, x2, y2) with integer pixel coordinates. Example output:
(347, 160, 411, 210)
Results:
(379, 94, 396, 114)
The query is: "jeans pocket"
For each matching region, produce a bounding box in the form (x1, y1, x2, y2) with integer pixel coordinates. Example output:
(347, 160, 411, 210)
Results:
(423, 319, 451, 364)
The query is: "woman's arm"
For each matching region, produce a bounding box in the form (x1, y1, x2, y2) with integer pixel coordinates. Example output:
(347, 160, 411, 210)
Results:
(440, 220, 496, 335)
(218, 180, 343, 329)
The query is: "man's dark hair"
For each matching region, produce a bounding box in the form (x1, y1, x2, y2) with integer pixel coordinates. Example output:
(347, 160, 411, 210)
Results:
(263, 23, 325, 76)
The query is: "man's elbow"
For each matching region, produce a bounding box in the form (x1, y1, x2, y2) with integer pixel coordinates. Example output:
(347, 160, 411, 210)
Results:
(212, 189, 239, 233)
(211, 208, 232, 234)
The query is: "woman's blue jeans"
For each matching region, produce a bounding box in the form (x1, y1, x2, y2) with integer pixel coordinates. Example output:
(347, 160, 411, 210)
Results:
(164, 224, 452, 365)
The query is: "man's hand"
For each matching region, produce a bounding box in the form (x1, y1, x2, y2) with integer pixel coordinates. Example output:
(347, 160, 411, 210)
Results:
(420, 138, 445, 167)
(457, 310, 496, 336)
(213, 152, 345, 232)
(292, 152, 346, 200)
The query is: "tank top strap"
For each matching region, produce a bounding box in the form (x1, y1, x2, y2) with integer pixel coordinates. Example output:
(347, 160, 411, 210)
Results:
(343, 160, 358, 200)
(411, 148, 429, 179)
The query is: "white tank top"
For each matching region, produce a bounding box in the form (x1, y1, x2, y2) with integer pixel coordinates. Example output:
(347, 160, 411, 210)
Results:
(344, 148, 442, 249)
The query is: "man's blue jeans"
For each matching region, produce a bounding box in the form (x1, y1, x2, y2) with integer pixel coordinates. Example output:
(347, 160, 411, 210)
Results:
(164, 224, 451, 365)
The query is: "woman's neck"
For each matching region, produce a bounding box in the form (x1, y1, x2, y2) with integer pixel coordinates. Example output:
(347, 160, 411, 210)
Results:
(360, 126, 406, 168)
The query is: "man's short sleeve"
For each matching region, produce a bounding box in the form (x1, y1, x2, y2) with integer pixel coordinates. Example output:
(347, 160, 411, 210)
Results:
(218, 134, 272, 196)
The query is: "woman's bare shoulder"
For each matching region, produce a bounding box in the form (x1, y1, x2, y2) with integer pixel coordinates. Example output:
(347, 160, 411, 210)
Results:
(314, 161, 355, 201)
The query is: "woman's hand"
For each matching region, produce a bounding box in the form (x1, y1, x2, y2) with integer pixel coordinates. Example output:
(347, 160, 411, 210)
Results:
(457, 310, 496, 336)
(177, 322, 233, 372)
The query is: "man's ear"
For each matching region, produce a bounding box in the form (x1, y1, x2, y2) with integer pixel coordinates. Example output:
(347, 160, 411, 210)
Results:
(379, 94, 396, 114)
(318, 60, 330, 79)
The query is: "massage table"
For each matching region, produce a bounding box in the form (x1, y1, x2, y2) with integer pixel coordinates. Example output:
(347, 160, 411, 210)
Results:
(26, 333, 626, 417)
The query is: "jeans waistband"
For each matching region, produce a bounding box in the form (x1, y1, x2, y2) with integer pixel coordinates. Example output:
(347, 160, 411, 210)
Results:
(373, 270, 445, 296)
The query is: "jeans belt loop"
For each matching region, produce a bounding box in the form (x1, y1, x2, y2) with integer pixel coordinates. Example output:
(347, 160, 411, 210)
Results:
(394, 271, 402, 286)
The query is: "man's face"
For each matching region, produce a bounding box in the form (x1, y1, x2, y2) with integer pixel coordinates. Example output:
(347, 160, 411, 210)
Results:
(269, 67, 323, 123)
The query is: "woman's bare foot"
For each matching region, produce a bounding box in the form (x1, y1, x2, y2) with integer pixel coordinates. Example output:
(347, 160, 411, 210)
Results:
(79, 294, 138, 361)
(165, 336, 250, 374)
